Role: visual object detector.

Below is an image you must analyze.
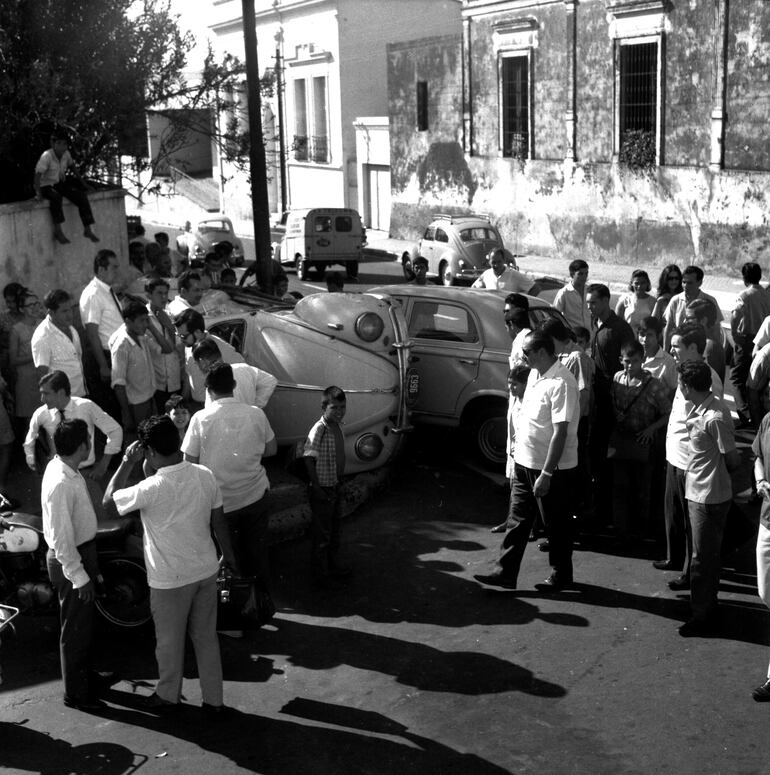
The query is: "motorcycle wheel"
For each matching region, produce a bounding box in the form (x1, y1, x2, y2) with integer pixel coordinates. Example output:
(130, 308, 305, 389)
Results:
(95, 557, 151, 628)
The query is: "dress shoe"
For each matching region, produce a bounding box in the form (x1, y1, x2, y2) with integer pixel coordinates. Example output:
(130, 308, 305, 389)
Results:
(202, 702, 234, 719)
(63, 695, 106, 712)
(668, 575, 690, 591)
(678, 617, 718, 637)
(538, 540, 550, 552)
(89, 670, 120, 696)
(490, 522, 507, 533)
(752, 678, 770, 702)
(652, 560, 679, 571)
(142, 692, 179, 713)
(473, 571, 518, 589)
(535, 573, 573, 592)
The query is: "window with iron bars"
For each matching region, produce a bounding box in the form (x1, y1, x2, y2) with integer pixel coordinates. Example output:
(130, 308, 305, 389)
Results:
(618, 41, 657, 168)
(500, 55, 529, 159)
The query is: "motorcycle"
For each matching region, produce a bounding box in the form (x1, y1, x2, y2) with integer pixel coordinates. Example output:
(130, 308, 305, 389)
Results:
(0, 511, 151, 628)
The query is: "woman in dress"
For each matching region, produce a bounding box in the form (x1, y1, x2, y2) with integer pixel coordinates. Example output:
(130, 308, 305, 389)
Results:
(652, 264, 683, 319)
(9, 288, 44, 437)
(615, 269, 656, 332)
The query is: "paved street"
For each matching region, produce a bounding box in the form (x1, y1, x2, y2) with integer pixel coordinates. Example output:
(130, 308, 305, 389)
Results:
(1, 428, 767, 775)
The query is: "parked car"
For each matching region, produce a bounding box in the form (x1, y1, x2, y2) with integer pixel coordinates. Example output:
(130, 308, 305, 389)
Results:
(401, 213, 521, 286)
(176, 216, 245, 266)
(203, 287, 414, 474)
(367, 285, 569, 468)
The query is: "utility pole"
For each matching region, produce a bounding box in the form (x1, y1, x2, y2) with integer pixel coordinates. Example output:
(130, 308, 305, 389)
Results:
(242, 0, 272, 292)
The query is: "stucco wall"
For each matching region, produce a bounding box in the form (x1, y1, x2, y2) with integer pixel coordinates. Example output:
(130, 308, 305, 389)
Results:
(0, 189, 129, 299)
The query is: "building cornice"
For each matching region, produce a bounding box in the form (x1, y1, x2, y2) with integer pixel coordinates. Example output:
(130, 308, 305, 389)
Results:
(462, 0, 562, 20)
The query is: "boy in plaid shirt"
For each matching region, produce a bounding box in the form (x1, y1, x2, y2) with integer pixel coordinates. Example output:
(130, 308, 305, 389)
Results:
(303, 386, 351, 583)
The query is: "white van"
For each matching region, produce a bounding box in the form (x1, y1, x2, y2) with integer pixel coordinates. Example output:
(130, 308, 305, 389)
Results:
(277, 208, 366, 281)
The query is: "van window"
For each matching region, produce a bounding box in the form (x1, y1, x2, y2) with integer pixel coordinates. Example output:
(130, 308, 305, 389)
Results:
(314, 216, 332, 233)
(335, 216, 353, 232)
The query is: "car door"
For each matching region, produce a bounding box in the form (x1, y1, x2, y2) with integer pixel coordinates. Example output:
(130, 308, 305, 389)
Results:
(404, 298, 482, 419)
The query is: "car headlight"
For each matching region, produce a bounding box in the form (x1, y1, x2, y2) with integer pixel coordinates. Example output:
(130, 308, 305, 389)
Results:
(355, 433, 384, 461)
(355, 312, 384, 342)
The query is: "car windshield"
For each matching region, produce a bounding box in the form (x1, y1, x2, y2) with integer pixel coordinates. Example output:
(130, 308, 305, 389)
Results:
(198, 220, 231, 234)
(459, 227, 498, 243)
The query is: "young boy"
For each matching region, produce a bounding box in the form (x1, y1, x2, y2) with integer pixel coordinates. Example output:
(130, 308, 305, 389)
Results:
(303, 386, 351, 583)
(34, 129, 99, 245)
(165, 394, 191, 442)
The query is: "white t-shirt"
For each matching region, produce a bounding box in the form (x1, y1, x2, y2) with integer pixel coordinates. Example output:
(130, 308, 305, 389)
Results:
(472, 266, 532, 293)
(203, 362, 277, 410)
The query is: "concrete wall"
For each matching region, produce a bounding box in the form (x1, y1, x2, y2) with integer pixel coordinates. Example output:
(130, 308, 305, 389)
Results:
(0, 189, 129, 300)
(388, 0, 770, 271)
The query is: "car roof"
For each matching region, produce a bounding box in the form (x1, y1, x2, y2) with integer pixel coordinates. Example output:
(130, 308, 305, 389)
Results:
(369, 285, 552, 310)
(431, 213, 492, 226)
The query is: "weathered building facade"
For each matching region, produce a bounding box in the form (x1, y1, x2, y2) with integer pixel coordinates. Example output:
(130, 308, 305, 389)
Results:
(389, 0, 770, 270)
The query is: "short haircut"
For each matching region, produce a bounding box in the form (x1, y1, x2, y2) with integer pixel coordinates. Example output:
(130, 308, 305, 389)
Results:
(192, 337, 222, 363)
(164, 393, 188, 413)
(568, 259, 588, 276)
(621, 339, 645, 359)
(39, 369, 71, 395)
(204, 252, 221, 265)
(205, 362, 236, 395)
(177, 270, 201, 291)
(508, 308, 530, 331)
(122, 300, 148, 321)
(154, 231, 169, 245)
(93, 249, 116, 275)
(673, 321, 706, 354)
(682, 265, 704, 283)
(214, 241, 233, 255)
(173, 308, 205, 334)
(508, 363, 531, 384)
(573, 326, 591, 342)
(413, 255, 428, 268)
(138, 415, 180, 457)
(3, 282, 24, 301)
(524, 330, 555, 357)
(504, 293, 529, 312)
(54, 419, 89, 456)
(221, 268, 236, 283)
(742, 262, 762, 285)
(43, 288, 71, 311)
(629, 269, 651, 293)
(677, 359, 711, 392)
(321, 385, 346, 407)
(639, 315, 663, 337)
(586, 283, 610, 300)
(686, 297, 718, 328)
(539, 317, 571, 342)
(146, 278, 170, 295)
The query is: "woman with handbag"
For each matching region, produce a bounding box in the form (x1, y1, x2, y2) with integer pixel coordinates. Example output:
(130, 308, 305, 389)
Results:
(609, 340, 672, 542)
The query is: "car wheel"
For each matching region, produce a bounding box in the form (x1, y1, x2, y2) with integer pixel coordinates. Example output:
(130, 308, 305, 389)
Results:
(295, 254, 309, 281)
(467, 403, 508, 469)
(346, 261, 359, 281)
(440, 261, 454, 286)
(402, 252, 415, 280)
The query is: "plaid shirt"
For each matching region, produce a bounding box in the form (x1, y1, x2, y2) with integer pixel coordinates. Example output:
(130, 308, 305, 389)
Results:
(611, 370, 671, 433)
(303, 416, 344, 486)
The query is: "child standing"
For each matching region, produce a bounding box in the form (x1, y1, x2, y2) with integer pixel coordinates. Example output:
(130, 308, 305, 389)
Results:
(303, 386, 351, 583)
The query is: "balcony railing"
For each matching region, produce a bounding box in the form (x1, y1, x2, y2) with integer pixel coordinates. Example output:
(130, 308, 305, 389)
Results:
(292, 134, 329, 164)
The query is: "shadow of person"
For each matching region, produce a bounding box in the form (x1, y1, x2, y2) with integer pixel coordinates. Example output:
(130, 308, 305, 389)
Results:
(0, 720, 142, 774)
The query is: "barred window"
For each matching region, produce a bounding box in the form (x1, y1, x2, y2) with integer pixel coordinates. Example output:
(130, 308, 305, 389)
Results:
(501, 55, 529, 159)
(618, 41, 658, 167)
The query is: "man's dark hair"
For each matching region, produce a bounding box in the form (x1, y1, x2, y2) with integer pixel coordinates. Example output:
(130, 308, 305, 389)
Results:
(192, 338, 222, 363)
(413, 255, 428, 269)
(586, 283, 610, 300)
(504, 292, 529, 312)
(686, 297, 718, 328)
(639, 315, 663, 337)
(154, 231, 169, 246)
(524, 330, 555, 357)
(177, 270, 201, 292)
(214, 241, 233, 256)
(321, 385, 346, 407)
(93, 249, 116, 275)
(43, 288, 71, 311)
(205, 362, 236, 395)
(122, 300, 148, 321)
(568, 259, 588, 276)
(673, 321, 706, 355)
(742, 262, 762, 285)
(539, 317, 572, 342)
(508, 363, 531, 384)
(221, 268, 236, 283)
(507, 307, 530, 331)
(146, 278, 170, 295)
(164, 393, 188, 413)
(39, 369, 71, 395)
(173, 308, 205, 334)
(573, 326, 591, 342)
(682, 265, 704, 283)
(54, 419, 89, 456)
(138, 415, 181, 457)
(677, 359, 711, 392)
(621, 339, 645, 359)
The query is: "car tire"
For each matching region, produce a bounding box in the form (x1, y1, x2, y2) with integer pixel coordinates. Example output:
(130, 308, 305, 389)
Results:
(295, 254, 309, 281)
(402, 252, 415, 280)
(346, 261, 359, 281)
(314, 262, 327, 279)
(440, 261, 454, 286)
(466, 402, 508, 469)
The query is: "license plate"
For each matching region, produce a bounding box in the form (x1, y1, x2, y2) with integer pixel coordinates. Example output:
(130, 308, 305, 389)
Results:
(406, 368, 420, 404)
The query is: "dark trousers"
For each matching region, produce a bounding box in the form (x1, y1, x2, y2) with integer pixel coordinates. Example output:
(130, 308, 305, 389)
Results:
(664, 464, 689, 576)
(688, 499, 729, 619)
(612, 458, 652, 537)
(46, 541, 98, 702)
(40, 181, 94, 226)
(730, 338, 752, 416)
(589, 399, 614, 525)
(498, 464, 575, 584)
(225, 493, 272, 593)
(308, 484, 342, 576)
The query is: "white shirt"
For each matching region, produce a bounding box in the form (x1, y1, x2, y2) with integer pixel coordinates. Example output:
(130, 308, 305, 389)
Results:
(182, 398, 274, 512)
(79, 277, 123, 350)
(24, 396, 123, 470)
(109, 325, 156, 405)
(146, 307, 182, 393)
(514, 360, 579, 470)
(472, 266, 532, 293)
(185, 335, 244, 402)
(203, 362, 277, 410)
(31, 316, 85, 397)
(553, 282, 595, 336)
(508, 328, 531, 368)
(113, 461, 222, 589)
(644, 347, 678, 392)
(41, 456, 98, 589)
(35, 148, 72, 187)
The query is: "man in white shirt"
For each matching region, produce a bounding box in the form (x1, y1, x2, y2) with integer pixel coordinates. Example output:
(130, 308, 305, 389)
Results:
(183, 364, 277, 625)
(42, 419, 104, 711)
(192, 338, 277, 410)
(475, 330, 579, 591)
(639, 315, 677, 394)
(167, 270, 203, 317)
(32, 289, 86, 397)
(472, 249, 538, 294)
(663, 265, 723, 350)
(105, 416, 237, 715)
(553, 259, 594, 335)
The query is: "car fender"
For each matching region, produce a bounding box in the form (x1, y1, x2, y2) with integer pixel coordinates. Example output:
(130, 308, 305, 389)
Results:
(457, 388, 509, 427)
